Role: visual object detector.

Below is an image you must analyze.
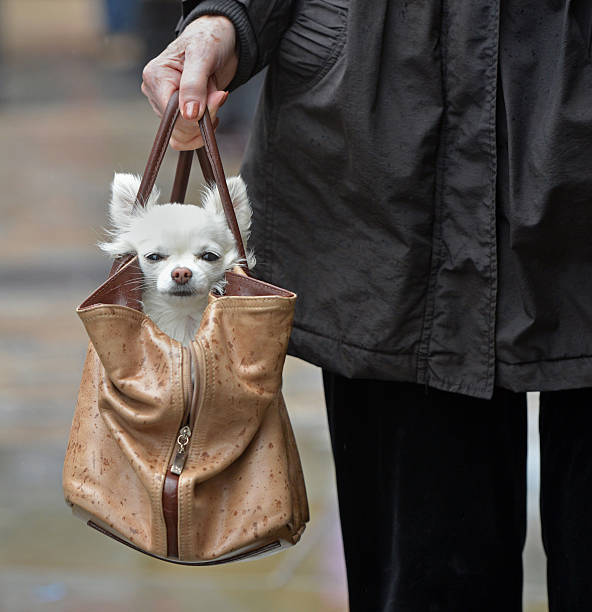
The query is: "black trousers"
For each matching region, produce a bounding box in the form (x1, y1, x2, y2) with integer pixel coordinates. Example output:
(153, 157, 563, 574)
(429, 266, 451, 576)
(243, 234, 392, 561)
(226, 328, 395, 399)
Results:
(322, 372, 592, 612)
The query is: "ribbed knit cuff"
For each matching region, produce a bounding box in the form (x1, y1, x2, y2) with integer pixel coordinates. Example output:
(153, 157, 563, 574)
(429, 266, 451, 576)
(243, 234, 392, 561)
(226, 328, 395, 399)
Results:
(178, 0, 258, 90)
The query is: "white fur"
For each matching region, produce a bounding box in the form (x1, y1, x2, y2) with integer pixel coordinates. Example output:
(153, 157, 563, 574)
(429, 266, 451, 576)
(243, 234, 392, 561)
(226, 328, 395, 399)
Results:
(99, 173, 255, 345)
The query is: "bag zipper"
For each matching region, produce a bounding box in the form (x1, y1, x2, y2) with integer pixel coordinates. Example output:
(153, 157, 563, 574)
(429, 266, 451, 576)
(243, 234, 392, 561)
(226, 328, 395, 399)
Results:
(170, 425, 192, 475)
(162, 342, 198, 558)
(91, 343, 287, 563)
(170, 344, 195, 475)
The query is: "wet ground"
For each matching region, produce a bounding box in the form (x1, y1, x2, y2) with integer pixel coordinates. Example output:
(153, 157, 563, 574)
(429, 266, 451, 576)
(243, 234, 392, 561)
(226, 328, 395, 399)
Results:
(0, 3, 548, 610)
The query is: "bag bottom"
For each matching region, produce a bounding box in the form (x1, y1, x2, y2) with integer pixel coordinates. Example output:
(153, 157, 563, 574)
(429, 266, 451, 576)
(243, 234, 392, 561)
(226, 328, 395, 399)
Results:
(70, 503, 293, 565)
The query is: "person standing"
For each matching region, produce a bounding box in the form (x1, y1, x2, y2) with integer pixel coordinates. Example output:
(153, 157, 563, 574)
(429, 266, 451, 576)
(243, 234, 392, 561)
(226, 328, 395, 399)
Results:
(142, 2, 592, 610)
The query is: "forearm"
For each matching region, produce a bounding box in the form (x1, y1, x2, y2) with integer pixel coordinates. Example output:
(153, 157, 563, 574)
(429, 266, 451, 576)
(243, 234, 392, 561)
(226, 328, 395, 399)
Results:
(179, 0, 295, 89)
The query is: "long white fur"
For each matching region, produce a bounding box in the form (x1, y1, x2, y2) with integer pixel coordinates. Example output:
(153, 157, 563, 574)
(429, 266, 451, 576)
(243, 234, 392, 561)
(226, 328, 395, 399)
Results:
(99, 173, 255, 345)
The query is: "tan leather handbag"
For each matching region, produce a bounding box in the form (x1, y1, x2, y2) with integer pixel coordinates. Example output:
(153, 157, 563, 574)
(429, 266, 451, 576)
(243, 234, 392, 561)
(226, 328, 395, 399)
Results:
(63, 93, 309, 565)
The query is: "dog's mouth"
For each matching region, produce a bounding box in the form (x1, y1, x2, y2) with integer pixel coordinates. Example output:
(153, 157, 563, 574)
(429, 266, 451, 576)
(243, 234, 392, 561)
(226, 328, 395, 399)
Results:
(165, 287, 197, 297)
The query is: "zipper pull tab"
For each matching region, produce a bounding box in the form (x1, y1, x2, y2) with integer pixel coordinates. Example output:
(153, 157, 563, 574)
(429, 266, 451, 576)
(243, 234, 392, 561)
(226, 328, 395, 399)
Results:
(170, 426, 192, 475)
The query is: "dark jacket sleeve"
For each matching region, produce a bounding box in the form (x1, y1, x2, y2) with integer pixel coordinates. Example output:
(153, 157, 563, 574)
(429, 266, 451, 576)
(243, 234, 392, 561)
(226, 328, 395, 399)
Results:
(179, 0, 294, 89)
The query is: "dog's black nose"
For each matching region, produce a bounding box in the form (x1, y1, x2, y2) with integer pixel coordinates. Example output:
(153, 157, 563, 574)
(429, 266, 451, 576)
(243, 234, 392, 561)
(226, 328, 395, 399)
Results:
(171, 267, 192, 285)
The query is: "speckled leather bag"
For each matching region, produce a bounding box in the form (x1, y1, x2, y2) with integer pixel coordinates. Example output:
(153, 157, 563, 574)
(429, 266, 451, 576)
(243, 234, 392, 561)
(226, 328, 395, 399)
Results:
(62, 93, 309, 564)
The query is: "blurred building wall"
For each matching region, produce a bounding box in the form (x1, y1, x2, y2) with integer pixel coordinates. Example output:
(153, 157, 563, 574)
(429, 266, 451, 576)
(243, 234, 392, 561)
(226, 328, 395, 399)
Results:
(1, 0, 103, 58)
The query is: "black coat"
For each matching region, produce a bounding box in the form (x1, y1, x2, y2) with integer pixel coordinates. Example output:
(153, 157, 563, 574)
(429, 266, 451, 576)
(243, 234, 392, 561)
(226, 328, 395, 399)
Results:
(182, 0, 592, 399)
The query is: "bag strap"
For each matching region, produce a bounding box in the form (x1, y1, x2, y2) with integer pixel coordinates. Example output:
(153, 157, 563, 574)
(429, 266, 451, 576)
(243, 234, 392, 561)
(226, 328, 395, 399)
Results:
(134, 90, 248, 265)
(196, 110, 247, 264)
(135, 92, 180, 208)
(170, 149, 193, 204)
(196, 147, 216, 185)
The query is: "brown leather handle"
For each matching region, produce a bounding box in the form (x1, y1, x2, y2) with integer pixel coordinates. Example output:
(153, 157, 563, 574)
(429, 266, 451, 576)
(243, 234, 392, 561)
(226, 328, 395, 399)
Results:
(135, 90, 248, 266)
(197, 109, 247, 264)
(170, 150, 214, 203)
(136, 92, 181, 208)
(170, 149, 193, 204)
(196, 147, 215, 184)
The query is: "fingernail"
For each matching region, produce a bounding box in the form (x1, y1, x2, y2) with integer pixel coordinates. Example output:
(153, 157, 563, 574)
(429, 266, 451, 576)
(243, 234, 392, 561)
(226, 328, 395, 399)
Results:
(184, 101, 198, 120)
(220, 91, 229, 107)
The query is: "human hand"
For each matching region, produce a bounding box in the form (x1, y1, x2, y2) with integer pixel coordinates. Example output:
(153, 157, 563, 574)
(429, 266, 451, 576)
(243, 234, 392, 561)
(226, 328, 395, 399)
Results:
(141, 15, 239, 150)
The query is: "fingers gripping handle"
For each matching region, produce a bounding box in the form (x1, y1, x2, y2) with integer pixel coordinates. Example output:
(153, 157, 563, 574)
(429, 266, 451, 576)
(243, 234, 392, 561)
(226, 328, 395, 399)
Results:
(134, 90, 248, 267)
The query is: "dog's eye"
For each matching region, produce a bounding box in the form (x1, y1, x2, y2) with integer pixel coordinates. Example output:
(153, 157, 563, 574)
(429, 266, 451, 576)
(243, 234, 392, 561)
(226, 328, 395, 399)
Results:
(145, 253, 165, 262)
(201, 252, 220, 262)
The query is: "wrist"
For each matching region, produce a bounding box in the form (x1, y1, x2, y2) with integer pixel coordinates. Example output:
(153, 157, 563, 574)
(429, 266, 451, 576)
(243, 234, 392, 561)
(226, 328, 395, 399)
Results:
(188, 14, 235, 33)
(180, 1, 256, 89)
(182, 14, 238, 58)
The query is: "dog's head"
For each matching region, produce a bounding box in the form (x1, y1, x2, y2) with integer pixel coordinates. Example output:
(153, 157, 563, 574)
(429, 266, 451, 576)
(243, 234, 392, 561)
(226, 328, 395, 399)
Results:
(100, 173, 254, 299)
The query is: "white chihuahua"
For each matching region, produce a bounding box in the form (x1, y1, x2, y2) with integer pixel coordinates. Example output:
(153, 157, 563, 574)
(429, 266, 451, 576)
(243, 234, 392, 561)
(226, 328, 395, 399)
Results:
(100, 173, 255, 345)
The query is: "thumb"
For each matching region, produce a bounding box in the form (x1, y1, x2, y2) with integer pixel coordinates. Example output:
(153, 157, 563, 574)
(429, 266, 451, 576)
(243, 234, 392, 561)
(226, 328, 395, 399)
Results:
(179, 42, 218, 120)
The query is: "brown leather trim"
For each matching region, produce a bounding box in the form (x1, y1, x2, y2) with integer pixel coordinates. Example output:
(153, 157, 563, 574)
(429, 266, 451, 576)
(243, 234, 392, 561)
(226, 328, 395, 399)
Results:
(196, 147, 215, 184)
(224, 271, 296, 298)
(87, 520, 282, 565)
(79, 257, 143, 311)
(170, 149, 193, 203)
(136, 93, 180, 208)
(108, 253, 135, 278)
(162, 470, 180, 558)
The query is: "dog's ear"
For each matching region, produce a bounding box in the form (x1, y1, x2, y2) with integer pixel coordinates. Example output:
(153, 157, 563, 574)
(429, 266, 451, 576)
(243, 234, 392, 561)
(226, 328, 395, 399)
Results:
(202, 176, 256, 270)
(109, 173, 160, 225)
(99, 173, 161, 257)
(202, 175, 252, 244)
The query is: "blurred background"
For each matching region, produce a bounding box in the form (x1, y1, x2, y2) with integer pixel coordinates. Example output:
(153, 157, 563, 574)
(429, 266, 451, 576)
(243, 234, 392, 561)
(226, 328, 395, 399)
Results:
(0, 1, 547, 611)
